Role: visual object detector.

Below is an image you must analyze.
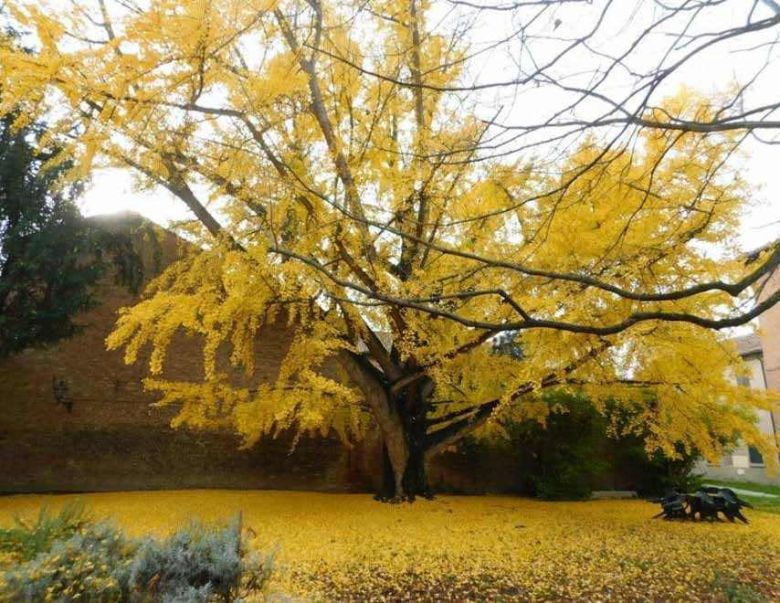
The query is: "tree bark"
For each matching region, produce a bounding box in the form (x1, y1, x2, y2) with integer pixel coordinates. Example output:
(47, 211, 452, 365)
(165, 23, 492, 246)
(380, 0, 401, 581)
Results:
(376, 425, 432, 502)
(376, 378, 434, 501)
(336, 350, 439, 501)
(337, 351, 409, 499)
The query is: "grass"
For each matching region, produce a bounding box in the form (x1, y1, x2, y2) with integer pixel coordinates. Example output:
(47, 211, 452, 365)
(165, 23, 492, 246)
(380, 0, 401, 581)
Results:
(704, 479, 780, 496)
(705, 479, 780, 514)
(1, 490, 779, 601)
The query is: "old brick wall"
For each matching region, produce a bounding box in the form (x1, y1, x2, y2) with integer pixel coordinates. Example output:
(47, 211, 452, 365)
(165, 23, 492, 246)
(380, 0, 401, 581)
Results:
(0, 213, 367, 493)
(0, 213, 500, 494)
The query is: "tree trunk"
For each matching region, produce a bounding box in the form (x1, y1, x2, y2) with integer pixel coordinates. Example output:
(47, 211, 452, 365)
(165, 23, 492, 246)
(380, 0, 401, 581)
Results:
(377, 437, 431, 502)
(337, 351, 434, 502)
(401, 441, 432, 500)
(376, 382, 433, 502)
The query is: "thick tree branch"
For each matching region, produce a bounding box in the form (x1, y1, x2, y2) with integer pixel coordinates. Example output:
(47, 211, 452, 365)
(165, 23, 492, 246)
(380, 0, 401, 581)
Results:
(425, 340, 612, 453)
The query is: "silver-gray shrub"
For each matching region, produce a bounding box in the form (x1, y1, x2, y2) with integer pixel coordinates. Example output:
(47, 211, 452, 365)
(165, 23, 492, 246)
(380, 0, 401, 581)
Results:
(129, 517, 273, 602)
(1, 508, 273, 602)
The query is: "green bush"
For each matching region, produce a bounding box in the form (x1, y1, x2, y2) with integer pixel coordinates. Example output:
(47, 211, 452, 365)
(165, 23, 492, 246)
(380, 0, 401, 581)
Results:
(462, 390, 702, 500)
(1, 507, 273, 602)
(507, 393, 609, 500)
(614, 440, 703, 497)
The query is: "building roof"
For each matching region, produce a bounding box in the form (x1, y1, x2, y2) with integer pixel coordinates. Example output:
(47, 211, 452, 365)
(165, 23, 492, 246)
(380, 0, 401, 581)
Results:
(732, 333, 763, 357)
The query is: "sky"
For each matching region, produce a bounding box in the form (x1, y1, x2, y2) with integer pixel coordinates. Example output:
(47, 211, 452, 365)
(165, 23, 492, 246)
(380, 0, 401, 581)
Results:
(70, 0, 780, 250)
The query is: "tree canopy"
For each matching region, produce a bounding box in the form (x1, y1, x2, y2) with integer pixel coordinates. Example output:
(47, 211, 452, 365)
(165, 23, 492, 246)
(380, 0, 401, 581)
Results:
(1, 0, 778, 498)
(0, 103, 102, 356)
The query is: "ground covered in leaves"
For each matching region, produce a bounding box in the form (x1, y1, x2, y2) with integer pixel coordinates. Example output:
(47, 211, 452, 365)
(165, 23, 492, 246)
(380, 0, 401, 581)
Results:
(1, 490, 779, 601)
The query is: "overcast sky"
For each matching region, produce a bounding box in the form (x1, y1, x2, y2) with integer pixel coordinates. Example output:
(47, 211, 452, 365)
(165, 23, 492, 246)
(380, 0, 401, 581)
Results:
(73, 0, 780, 250)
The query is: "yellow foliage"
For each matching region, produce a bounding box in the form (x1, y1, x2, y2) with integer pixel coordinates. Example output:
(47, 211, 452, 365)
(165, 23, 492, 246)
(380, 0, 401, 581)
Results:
(1, 0, 777, 470)
(1, 491, 779, 601)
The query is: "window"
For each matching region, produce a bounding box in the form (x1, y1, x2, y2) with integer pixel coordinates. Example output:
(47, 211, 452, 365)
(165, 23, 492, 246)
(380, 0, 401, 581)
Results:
(748, 446, 764, 466)
(736, 375, 751, 387)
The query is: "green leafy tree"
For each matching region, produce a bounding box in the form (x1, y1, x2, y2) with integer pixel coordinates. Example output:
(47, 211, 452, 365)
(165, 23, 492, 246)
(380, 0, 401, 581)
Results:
(0, 112, 102, 357)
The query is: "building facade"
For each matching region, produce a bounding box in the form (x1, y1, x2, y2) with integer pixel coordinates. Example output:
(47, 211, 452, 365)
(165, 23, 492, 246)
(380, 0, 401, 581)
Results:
(701, 265, 780, 485)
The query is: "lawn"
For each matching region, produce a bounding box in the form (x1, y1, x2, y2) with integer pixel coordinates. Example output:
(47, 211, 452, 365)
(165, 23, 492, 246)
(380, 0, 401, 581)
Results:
(1, 490, 779, 601)
(704, 480, 780, 514)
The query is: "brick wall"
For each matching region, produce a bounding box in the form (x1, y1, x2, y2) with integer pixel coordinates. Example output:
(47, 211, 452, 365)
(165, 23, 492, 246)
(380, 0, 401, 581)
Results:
(0, 213, 501, 494)
(0, 214, 365, 492)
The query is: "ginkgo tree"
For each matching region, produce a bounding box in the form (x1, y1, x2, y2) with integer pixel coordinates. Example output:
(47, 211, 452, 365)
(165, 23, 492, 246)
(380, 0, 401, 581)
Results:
(1, 0, 779, 500)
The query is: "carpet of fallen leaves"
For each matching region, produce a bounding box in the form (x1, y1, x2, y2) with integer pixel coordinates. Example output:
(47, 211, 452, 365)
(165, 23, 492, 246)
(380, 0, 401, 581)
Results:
(1, 490, 779, 602)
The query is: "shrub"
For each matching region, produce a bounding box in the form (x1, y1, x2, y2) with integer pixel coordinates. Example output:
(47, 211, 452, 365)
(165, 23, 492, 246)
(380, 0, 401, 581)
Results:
(616, 441, 703, 497)
(1, 508, 273, 603)
(467, 390, 702, 500)
(128, 515, 273, 602)
(0, 501, 91, 563)
(2, 520, 134, 602)
(507, 393, 609, 500)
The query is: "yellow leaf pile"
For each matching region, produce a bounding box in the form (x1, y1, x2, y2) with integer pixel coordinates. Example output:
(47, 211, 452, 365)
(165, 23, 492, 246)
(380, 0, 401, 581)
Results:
(1, 491, 778, 601)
